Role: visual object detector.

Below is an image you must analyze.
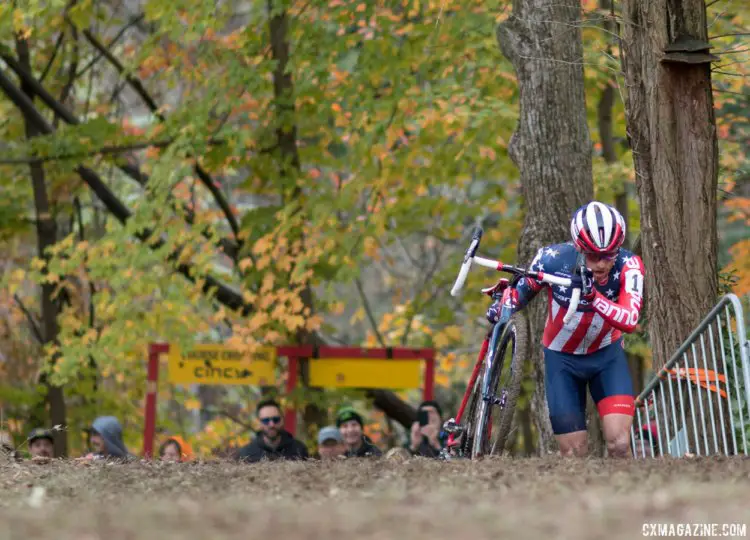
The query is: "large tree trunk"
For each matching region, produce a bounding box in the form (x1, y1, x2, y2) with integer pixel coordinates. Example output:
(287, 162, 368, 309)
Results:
(620, 2, 718, 366)
(16, 37, 68, 457)
(497, 1, 594, 455)
(596, 0, 644, 399)
(620, 0, 721, 454)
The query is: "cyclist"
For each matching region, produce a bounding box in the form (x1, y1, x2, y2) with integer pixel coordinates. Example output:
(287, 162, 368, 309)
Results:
(486, 201, 645, 458)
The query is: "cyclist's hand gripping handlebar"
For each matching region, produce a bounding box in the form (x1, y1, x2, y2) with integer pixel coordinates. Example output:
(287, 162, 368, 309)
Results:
(450, 227, 583, 323)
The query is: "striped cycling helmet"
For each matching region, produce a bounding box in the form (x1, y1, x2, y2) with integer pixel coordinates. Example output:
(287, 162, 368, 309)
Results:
(570, 201, 626, 254)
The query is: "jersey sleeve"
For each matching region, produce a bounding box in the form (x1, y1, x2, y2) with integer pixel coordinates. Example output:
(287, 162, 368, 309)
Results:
(513, 248, 546, 311)
(590, 254, 645, 333)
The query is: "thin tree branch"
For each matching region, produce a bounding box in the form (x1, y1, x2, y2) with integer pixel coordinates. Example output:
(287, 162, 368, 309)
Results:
(13, 294, 44, 344)
(401, 244, 445, 346)
(355, 277, 386, 347)
(711, 71, 747, 77)
(0, 67, 250, 315)
(216, 409, 254, 430)
(75, 14, 145, 80)
(709, 32, 750, 40)
(57, 25, 78, 109)
(39, 31, 66, 83)
(0, 137, 226, 164)
(0, 52, 240, 258)
(75, 22, 241, 240)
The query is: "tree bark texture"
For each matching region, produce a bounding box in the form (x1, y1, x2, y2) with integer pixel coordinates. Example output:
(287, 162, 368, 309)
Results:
(16, 37, 68, 457)
(497, 1, 594, 454)
(620, 0, 719, 369)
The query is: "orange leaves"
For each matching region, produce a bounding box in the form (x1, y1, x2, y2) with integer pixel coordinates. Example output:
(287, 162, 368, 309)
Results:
(725, 239, 750, 295)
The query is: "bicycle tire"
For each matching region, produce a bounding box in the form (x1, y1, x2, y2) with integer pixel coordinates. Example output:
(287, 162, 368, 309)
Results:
(458, 359, 485, 458)
(471, 315, 527, 458)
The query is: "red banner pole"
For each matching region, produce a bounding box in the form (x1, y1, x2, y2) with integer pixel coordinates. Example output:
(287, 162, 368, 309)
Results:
(285, 356, 298, 436)
(143, 343, 167, 458)
(423, 352, 435, 401)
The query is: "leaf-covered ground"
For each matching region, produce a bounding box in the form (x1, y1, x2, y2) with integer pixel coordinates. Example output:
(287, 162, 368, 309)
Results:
(1, 456, 749, 540)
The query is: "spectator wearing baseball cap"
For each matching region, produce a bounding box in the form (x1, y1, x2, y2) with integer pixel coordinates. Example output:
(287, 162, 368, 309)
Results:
(336, 407, 382, 458)
(28, 428, 55, 459)
(316, 425, 345, 460)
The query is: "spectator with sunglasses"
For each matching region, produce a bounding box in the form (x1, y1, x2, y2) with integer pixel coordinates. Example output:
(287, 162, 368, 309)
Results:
(486, 201, 645, 459)
(237, 399, 309, 463)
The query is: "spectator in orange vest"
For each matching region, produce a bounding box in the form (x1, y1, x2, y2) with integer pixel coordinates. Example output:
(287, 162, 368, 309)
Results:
(159, 435, 194, 462)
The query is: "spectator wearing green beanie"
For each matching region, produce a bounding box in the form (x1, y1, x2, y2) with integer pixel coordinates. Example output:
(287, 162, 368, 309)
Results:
(336, 407, 382, 458)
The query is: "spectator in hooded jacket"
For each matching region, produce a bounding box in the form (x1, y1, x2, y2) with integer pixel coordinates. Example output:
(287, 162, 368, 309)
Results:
(336, 407, 382, 458)
(237, 399, 309, 463)
(84, 416, 132, 460)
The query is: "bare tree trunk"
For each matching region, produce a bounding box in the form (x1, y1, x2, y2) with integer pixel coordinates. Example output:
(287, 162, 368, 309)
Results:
(621, 0, 719, 367)
(497, 1, 594, 455)
(16, 37, 67, 457)
(621, 0, 720, 453)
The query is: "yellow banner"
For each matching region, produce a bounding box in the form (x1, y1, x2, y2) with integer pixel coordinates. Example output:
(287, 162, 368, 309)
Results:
(168, 345, 277, 385)
(309, 358, 422, 389)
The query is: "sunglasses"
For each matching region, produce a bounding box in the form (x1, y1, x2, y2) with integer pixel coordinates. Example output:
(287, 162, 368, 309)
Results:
(260, 416, 282, 425)
(583, 251, 619, 263)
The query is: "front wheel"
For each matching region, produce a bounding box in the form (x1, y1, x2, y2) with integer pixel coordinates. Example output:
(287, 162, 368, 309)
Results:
(470, 315, 527, 459)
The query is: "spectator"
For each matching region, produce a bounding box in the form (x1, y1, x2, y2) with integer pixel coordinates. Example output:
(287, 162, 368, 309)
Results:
(159, 435, 194, 462)
(408, 400, 447, 458)
(28, 428, 55, 459)
(84, 416, 131, 460)
(336, 407, 382, 458)
(237, 399, 309, 463)
(316, 425, 345, 460)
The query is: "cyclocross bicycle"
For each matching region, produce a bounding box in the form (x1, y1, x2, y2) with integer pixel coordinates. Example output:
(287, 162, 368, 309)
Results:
(442, 227, 584, 459)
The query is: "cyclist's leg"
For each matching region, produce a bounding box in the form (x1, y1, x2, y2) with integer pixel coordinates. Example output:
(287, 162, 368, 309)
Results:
(589, 339, 635, 458)
(544, 347, 588, 457)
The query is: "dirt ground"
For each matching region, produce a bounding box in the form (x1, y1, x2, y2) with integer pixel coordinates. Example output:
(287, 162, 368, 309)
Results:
(1, 456, 749, 540)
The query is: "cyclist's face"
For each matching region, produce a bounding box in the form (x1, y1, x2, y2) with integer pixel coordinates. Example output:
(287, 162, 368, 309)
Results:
(584, 253, 616, 281)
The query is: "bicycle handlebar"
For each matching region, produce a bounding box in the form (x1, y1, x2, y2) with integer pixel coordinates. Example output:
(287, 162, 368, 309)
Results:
(450, 228, 582, 323)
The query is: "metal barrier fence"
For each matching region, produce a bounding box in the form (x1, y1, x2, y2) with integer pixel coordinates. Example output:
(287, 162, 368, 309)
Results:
(631, 294, 750, 458)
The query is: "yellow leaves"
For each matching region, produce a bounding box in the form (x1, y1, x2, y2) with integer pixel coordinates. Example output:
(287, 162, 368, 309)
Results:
(184, 398, 201, 411)
(30, 257, 46, 271)
(305, 314, 323, 331)
(350, 307, 365, 324)
(330, 301, 345, 315)
(356, 3, 366, 12)
(261, 273, 275, 293)
(479, 146, 497, 161)
(433, 325, 462, 349)
(363, 237, 379, 259)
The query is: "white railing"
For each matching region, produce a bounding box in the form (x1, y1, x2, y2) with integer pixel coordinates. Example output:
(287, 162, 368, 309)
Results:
(631, 294, 750, 458)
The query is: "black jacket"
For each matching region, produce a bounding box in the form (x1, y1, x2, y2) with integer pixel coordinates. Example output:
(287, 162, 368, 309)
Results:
(237, 430, 309, 463)
(345, 436, 382, 458)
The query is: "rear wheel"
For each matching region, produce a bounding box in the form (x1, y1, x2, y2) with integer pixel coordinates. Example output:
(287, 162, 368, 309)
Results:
(470, 316, 527, 459)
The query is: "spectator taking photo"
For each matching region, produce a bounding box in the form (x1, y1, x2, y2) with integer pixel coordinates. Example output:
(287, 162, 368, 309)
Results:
(408, 400, 447, 458)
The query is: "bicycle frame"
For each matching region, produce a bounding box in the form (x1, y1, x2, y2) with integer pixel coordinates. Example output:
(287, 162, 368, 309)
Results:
(446, 282, 521, 449)
(444, 227, 583, 454)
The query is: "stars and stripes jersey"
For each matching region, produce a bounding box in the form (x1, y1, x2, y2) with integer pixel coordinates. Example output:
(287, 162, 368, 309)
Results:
(514, 242, 645, 355)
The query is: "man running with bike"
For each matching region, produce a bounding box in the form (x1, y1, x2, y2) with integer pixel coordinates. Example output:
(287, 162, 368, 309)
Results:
(486, 201, 645, 458)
